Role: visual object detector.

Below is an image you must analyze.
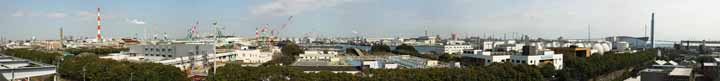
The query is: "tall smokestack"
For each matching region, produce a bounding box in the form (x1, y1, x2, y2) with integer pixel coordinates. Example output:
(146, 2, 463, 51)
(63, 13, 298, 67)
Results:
(650, 12, 655, 48)
(97, 7, 103, 42)
(60, 27, 64, 49)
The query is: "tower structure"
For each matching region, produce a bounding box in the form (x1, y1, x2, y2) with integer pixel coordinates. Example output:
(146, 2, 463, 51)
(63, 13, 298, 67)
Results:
(60, 27, 64, 49)
(96, 7, 103, 42)
(650, 12, 655, 48)
(187, 21, 199, 40)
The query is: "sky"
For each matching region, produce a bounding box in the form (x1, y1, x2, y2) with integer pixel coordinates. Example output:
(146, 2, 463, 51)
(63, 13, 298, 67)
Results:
(1, 0, 719, 41)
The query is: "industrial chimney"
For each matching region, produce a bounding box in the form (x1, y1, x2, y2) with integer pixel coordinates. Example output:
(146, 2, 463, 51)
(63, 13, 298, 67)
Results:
(650, 12, 655, 48)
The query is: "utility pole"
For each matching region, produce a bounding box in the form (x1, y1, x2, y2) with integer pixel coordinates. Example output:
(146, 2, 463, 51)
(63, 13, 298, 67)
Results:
(129, 72, 133, 81)
(55, 56, 63, 81)
(11, 69, 14, 81)
(83, 66, 86, 81)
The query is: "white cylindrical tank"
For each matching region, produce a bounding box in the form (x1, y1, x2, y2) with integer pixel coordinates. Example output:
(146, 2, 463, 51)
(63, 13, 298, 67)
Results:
(602, 43, 611, 52)
(591, 43, 606, 55)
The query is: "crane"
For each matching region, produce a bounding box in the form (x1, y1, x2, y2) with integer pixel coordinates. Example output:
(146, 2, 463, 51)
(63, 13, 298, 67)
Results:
(272, 16, 294, 38)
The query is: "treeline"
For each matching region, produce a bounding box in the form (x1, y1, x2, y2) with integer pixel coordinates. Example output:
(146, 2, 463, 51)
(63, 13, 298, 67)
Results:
(59, 55, 189, 81)
(3, 48, 62, 64)
(557, 49, 657, 81)
(210, 63, 550, 81)
(65, 48, 128, 56)
(364, 63, 547, 81)
(3, 49, 188, 81)
(209, 64, 358, 81)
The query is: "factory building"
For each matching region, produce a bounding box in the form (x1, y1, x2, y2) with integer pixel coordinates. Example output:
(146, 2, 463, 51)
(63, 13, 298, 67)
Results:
(443, 45, 473, 54)
(461, 45, 564, 70)
(127, 44, 215, 61)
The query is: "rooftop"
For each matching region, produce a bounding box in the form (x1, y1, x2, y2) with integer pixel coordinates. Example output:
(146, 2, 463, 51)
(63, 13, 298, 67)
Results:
(668, 68, 693, 76)
(641, 68, 666, 72)
(704, 63, 717, 66)
(292, 66, 361, 71)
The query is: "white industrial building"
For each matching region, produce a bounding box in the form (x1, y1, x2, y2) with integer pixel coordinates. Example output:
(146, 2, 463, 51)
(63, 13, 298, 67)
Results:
(298, 50, 339, 61)
(478, 40, 611, 55)
(460, 50, 511, 63)
(236, 49, 273, 64)
(461, 46, 564, 70)
(443, 45, 473, 54)
(127, 44, 215, 61)
(0, 56, 56, 81)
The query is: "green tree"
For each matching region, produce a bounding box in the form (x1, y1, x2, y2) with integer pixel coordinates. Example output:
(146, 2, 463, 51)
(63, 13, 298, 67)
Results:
(58, 54, 188, 81)
(540, 64, 557, 78)
(370, 44, 391, 54)
(264, 42, 304, 66)
(394, 44, 418, 55)
(281, 43, 303, 56)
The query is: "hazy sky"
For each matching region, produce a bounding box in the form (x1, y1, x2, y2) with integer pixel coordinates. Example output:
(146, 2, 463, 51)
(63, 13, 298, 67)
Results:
(1, 0, 719, 41)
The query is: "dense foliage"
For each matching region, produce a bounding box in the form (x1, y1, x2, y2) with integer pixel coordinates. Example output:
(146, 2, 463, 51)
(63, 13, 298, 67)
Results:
(3, 48, 188, 81)
(65, 48, 128, 56)
(263, 42, 304, 66)
(3, 49, 62, 65)
(392, 44, 440, 60)
(370, 44, 391, 54)
(364, 63, 545, 81)
(209, 64, 357, 81)
(59, 55, 189, 81)
(280, 42, 304, 56)
(394, 44, 418, 54)
(210, 63, 544, 81)
(557, 49, 657, 81)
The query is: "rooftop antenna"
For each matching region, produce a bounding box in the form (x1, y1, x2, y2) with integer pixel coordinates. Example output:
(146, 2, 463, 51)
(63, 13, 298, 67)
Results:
(143, 21, 148, 41)
(503, 32, 507, 40)
(644, 24, 648, 37)
(587, 24, 591, 41)
(424, 26, 429, 37)
(211, 17, 223, 41)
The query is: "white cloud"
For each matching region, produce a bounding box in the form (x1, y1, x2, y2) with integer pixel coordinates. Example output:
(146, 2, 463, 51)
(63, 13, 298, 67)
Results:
(11, 11, 29, 17)
(126, 18, 146, 24)
(252, 0, 352, 16)
(46, 12, 66, 18)
(75, 11, 95, 17)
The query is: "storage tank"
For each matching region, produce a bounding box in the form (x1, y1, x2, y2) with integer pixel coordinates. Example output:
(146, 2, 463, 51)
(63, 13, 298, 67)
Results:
(592, 43, 606, 55)
(601, 43, 611, 52)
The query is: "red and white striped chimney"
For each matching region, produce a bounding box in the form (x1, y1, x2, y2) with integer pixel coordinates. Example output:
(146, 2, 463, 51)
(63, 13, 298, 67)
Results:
(97, 7, 103, 41)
